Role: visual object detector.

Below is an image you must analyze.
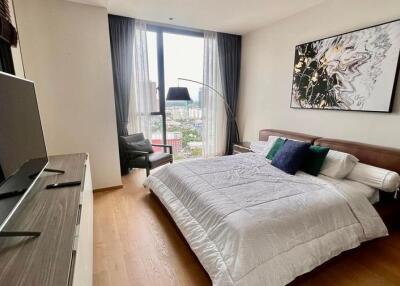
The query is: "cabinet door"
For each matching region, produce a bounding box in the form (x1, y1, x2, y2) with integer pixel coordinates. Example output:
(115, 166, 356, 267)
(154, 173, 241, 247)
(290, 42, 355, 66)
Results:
(73, 156, 93, 286)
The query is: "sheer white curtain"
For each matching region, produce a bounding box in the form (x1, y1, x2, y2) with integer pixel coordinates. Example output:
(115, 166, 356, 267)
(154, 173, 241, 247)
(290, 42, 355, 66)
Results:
(202, 31, 227, 157)
(128, 19, 152, 138)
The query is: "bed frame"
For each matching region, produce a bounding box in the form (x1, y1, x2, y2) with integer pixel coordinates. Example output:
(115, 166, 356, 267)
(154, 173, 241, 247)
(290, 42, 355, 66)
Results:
(259, 129, 400, 229)
(148, 128, 399, 285)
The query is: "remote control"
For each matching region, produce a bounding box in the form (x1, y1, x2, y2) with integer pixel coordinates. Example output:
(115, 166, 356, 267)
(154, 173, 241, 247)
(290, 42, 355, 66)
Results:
(46, 181, 81, 189)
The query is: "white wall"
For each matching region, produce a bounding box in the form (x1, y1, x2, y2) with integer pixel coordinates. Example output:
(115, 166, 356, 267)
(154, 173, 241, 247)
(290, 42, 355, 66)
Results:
(13, 0, 122, 189)
(238, 0, 400, 148)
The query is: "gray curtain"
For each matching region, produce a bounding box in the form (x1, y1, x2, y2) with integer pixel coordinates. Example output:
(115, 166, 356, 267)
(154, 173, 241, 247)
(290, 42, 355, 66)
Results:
(0, 39, 15, 75)
(109, 15, 135, 174)
(217, 33, 241, 155)
(108, 15, 134, 136)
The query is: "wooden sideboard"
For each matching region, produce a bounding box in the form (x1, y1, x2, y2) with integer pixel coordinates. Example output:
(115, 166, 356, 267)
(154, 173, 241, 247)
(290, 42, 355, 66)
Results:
(0, 153, 93, 286)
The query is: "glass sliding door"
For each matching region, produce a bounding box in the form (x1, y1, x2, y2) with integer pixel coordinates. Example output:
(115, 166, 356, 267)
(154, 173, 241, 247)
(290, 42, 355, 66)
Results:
(146, 30, 164, 151)
(147, 26, 204, 160)
(163, 32, 204, 159)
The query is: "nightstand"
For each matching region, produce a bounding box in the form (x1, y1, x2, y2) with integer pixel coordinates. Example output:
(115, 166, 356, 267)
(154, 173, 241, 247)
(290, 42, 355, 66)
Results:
(233, 142, 252, 154)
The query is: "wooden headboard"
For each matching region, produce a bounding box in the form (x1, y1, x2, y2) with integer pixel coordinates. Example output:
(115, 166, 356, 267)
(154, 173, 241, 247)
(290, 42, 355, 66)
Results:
(259, 129, 400, 227)
(259, 129, 400, 174)
(315, 138, 400, 175)
(259, 129, 319, 144)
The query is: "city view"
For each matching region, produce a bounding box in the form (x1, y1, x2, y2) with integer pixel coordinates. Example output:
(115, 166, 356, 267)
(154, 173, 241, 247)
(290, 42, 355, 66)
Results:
(147, 31, 205, 160)
(151, 86, 204, 160)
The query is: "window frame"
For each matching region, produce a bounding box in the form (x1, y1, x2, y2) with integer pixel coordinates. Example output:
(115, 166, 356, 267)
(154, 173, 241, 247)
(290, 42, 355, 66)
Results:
(146, 24, 203, 145)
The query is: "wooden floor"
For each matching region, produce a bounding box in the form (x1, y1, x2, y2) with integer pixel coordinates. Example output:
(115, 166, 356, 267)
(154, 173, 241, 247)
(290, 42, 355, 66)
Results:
(94, 170, 400, 286)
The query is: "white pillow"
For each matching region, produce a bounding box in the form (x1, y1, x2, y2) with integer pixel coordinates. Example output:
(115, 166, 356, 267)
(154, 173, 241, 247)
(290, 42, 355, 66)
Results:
(347, 162, 400, 192)
(320, 150, 359, 179)
(250, 136, 280, 155)
(249, 141, 270, 154)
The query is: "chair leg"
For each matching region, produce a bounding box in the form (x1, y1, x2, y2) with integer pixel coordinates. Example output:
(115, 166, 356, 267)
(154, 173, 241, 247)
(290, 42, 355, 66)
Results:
(146, 168, 150, 177)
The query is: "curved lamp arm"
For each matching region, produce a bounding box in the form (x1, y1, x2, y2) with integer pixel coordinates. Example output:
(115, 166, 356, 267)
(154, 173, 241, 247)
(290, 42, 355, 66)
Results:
(178, 77, 240, 143)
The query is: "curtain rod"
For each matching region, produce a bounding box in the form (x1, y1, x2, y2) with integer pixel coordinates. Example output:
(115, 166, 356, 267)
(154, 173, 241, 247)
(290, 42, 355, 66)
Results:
(143, 19, 206, 34)
(108, 13, 215, 35)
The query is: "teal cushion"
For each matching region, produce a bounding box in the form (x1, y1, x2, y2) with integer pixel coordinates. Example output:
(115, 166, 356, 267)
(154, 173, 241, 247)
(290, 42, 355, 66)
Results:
(266, 138, 286, 160)
(301, 146, 330, 176)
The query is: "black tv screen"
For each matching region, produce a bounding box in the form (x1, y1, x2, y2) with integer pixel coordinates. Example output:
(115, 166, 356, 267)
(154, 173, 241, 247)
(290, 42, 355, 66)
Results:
(0, 72, 48, 230)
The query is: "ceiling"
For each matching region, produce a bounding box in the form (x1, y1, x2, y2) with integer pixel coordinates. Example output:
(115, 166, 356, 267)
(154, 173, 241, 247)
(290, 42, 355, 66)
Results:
(67, 0, 326, 34)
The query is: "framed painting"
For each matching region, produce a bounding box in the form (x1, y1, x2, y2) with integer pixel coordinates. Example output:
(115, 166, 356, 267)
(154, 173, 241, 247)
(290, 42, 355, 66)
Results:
(290, 19, 400, 112)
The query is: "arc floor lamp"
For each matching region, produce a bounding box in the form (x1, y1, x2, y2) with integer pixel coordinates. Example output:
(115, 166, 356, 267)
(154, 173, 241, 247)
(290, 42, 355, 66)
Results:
(166, 78, 240, 143)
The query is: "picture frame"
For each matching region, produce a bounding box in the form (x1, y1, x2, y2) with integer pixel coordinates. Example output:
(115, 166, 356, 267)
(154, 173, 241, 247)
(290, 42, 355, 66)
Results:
(290, 19, 400, 113)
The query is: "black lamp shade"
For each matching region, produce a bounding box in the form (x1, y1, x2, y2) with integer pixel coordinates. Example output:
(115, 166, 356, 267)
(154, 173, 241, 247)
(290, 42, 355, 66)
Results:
(166, 87, 192, 101)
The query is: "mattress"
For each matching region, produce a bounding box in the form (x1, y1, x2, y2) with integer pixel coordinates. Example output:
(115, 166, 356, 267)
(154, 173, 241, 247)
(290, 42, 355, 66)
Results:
(145, 153, 387, 286)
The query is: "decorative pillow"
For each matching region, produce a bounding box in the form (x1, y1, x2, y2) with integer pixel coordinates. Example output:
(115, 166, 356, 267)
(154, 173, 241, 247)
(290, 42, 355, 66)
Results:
(266, 138, 286, 160)
(347, 162, 400, 192)
(250, 140, 271, 155)
(127, 139, 154, 153)
(320, 150, 358, 179)
(250, 136, 281, 155)
(301, 146, 330, 176)
(271, 140, 311, 175)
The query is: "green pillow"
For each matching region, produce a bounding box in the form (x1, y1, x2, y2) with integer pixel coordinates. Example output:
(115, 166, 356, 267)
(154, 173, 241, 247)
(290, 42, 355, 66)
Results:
(301, 146, 330, 176)
(266, 138, 286, 160)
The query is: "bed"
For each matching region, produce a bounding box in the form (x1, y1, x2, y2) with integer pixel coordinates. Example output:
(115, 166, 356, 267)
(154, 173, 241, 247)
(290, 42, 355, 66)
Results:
(145, 129, 400, 286)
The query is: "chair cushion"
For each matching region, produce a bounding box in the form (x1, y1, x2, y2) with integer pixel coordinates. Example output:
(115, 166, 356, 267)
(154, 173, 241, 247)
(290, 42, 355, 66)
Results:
(121, 133, 145, 144)
(129, 152, 172, 169)
(120, 133, 150, 153)
(127, 139, 154, 153)
(121, 133, 144, 142)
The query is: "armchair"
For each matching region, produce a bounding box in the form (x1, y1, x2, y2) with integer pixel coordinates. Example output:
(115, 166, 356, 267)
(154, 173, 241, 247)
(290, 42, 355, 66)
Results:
(119, 133, 173, 176)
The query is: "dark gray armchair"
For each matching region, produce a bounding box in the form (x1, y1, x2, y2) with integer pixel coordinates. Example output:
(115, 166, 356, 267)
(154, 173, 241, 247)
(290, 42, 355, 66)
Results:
(119, 133, 173, 176)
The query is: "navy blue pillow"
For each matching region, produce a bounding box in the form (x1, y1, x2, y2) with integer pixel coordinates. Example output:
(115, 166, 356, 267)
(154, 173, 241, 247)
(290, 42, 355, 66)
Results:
(271, 140, 311, 175)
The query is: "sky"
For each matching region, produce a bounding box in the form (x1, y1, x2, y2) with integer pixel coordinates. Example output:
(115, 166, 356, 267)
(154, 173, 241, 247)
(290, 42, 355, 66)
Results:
(147, 31, 204, 102)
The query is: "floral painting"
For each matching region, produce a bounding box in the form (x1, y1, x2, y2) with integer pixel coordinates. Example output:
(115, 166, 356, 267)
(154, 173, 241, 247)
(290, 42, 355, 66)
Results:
(290, 20, 400, 112)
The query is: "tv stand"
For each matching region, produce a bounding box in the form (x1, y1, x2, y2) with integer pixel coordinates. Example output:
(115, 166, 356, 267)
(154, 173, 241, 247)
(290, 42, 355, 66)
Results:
(28, 168, 65, 180)
(0, 231, 40, 237)
(0, 188, 26, 200)
(0, 154, 93, 286)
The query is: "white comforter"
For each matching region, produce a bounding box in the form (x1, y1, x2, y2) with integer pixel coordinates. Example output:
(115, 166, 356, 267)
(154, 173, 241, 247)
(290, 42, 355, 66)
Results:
(145, 153, 388, 286)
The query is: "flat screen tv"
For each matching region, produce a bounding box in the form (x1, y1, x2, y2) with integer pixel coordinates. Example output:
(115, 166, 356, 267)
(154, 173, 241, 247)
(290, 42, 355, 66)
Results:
(0, 72, 48, 232)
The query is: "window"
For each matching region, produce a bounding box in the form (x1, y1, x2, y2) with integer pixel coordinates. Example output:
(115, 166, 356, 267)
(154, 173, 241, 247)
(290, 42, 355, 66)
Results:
(147, 26, 204, 160)
(147, 31, 160, 113)
(0, 0, 17, 74)
(0, 0, 11, 22)
(0, 0, 17, 46)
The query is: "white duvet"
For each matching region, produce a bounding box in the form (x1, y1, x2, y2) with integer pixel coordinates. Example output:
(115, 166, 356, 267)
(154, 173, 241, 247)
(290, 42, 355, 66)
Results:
(145, 153, 388, 286)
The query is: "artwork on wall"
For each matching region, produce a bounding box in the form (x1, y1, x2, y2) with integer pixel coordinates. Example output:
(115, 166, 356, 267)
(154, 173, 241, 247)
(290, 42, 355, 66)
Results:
(290, 19, 400, 112)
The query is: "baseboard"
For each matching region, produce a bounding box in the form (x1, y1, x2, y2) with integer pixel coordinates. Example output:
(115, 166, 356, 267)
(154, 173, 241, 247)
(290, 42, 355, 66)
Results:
(93, 185, 123, 192)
